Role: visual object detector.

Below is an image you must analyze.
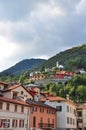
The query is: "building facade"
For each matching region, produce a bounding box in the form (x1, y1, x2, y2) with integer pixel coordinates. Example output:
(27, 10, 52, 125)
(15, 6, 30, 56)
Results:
(0, 96, 30, 130)
(39, 96, 77, 130)
(26, 99, 57, 130)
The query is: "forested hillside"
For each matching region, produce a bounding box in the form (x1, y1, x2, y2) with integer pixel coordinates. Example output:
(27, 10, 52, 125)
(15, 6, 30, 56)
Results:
(0, 59, 46, 75)
(41, 44, 86, 70)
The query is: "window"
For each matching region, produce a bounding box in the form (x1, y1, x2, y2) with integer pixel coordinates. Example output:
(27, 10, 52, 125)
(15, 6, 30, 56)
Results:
(52, 119, 54, 128)
(33, 116, 36, 127)
(74, 109, 76, 115)
(0, 102, 2, 109)
(21, 106, 24, 113)
(6, 103, 10, 110)
(33, 107, 37, 112)
(21, 91, 23, 95)
(14, 105, 17, 112)
(70, 118, 72, 124)
(19, 120, 24, 127)
(56, 106, 62, 111)
(67, 117, 69, 124)
(73, 119, 75, 125)
(40, 108, 44, 113)
(52, 110, 55, 114)
(78, 111, 82, 117)
(70, 107, 72, 113)
(0, 119, 2, 128)
(12, 119, 18, 127)
(67, 105, 69, 112)
(3, 119, 10, 128)
(40, 117, 43, 123)
(40, 117, 43, 128)
(47, 109, 50, 114)
(48, 118, 50, 124)
(13, 92, 18, 99)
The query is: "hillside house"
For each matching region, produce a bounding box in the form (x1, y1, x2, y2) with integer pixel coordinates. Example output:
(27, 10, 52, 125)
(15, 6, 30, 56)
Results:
(53, 71, 76, 79)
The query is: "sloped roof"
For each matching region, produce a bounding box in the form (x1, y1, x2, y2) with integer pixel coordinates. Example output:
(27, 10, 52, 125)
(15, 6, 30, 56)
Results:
(3, 84, 36, 97)
(39, 96, 77, 107)
(3, 84, 21, 92)
(26, 99, 56, 110)
(39, 96, 66, 102)
(0, 81, 8, 85)
(0, 96, 30, 106)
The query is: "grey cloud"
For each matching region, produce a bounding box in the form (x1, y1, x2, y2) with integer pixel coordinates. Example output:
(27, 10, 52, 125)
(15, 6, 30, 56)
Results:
(0, 0, 86, 60)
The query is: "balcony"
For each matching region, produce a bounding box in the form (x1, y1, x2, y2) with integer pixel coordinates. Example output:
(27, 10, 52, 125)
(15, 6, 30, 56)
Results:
(39, 123, 54, 128)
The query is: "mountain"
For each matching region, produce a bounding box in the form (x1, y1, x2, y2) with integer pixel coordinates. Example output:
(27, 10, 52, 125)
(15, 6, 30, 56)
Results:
(41, 44, 86, 71)
(1, 59, 46, 75)
(0, 44, 86, 77)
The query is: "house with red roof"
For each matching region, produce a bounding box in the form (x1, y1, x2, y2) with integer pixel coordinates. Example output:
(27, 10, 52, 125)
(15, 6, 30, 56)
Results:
(53, 71, 76, 79)
(0, 92, 57, 130)
(3, 84, 34, 100)
(0, 96, 30, 130)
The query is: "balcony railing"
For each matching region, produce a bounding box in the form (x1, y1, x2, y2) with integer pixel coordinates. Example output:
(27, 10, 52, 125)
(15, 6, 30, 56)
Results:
(39, 123, 54, 128)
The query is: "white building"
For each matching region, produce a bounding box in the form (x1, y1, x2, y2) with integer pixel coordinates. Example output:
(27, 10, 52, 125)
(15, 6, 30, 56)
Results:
(39, 96, 77, 130)
(0, 96, 30, 130)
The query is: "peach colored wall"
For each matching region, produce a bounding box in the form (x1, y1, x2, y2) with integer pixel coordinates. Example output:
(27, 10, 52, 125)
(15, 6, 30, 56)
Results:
(29, 106, 57, 130)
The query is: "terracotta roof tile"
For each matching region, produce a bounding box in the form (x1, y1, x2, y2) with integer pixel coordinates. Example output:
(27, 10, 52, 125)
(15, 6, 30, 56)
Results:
(4, 84, 21, 91)
(3, 84, 37, 97)
(0, 81, 8, 85)
(0, 96, 30, 106)
(39, 96, 66, 102)
(39, 96, 76, 107)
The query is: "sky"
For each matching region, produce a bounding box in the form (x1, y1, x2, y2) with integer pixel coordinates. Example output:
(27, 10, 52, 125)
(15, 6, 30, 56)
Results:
(0, 0, 86, 72)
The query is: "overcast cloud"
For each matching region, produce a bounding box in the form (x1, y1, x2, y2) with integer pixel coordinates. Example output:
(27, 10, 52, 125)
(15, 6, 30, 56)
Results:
(0, 0, 86, 71)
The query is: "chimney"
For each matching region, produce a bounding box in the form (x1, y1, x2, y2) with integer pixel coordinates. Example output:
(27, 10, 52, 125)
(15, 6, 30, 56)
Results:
(34, 95, 38, 101)
(45, 98, 50, 105)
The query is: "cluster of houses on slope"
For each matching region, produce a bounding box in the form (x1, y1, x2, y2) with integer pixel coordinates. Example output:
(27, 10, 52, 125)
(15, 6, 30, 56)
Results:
(0, 81, 86, 130)
(29, 70, 76, 81)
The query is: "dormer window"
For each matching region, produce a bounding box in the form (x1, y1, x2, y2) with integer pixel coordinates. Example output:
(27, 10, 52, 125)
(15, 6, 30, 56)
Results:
(13, 92, 18, 99)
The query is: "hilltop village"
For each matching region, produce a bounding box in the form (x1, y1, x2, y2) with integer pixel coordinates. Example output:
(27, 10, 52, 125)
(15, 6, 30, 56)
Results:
(0, 62, 86, 130)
